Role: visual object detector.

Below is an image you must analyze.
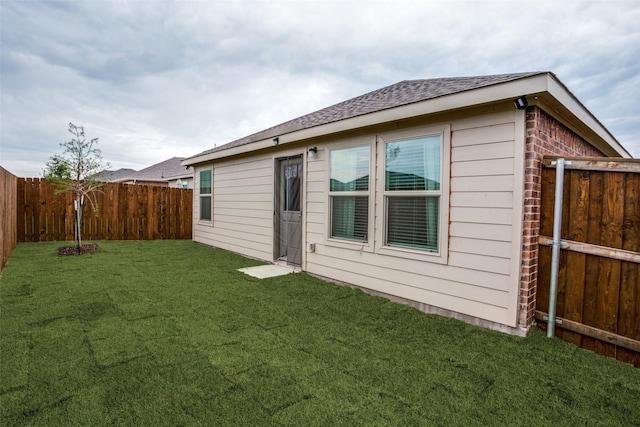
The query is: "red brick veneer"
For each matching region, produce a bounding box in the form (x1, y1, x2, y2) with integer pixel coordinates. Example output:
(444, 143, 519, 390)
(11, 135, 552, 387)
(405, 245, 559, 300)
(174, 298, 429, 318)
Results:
(518, 107, 604, 329)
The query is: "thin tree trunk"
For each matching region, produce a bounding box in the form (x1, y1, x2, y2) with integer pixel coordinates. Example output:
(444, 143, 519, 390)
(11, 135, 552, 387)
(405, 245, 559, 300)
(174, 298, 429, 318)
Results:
(76, 192, 82, 254)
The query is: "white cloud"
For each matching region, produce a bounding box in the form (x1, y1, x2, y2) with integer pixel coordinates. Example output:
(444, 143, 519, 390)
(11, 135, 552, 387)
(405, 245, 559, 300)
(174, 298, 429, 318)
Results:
(1, 0, 639, 178)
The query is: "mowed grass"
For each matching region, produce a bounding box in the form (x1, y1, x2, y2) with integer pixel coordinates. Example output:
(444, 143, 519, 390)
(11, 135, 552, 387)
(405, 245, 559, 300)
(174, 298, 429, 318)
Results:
(1, 241, 639, 426)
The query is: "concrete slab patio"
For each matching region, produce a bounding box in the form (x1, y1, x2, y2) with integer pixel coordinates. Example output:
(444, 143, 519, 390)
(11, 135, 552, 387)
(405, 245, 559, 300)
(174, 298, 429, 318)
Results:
(237, 264, 299, 279)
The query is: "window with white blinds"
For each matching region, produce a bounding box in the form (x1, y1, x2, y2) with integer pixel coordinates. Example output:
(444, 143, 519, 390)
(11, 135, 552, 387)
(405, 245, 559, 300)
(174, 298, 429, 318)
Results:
(384, 135, 441, 251)
(329, 145, 370, 242)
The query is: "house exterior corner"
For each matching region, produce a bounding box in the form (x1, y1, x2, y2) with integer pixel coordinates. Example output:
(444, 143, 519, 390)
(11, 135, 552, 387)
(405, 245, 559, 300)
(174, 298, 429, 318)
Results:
(517, 106, 607, 330)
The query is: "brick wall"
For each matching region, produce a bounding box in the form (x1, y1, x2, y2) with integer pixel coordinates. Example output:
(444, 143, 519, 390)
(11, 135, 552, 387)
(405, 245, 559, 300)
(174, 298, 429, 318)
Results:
(518, 107, 605, 329)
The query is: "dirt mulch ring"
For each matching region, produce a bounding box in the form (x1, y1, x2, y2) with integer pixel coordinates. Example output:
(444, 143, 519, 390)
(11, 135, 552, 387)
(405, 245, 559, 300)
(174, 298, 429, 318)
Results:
(58, 244, 99, 256)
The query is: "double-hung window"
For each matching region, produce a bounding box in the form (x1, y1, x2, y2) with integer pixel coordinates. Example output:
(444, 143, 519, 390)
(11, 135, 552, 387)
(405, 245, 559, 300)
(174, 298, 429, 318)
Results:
(329, 145, 370, 242)
(384, 135, 441, 251)
(199, 169, 212, 221)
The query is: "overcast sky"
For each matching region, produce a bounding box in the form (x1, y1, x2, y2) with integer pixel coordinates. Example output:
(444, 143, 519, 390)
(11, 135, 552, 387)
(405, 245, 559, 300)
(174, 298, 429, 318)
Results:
(1, 0, 639, 177)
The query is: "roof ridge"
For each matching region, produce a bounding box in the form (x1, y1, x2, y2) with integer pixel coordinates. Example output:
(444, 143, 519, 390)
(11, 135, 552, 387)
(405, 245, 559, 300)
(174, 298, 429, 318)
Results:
(124, 156, 190, 181)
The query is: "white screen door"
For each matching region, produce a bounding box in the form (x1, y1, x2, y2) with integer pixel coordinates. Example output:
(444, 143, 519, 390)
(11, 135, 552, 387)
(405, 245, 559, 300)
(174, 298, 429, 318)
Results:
(274, 155, 302, 266)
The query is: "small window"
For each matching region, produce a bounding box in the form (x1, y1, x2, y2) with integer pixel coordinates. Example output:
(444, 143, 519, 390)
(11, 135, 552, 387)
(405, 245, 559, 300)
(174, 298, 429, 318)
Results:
(330, 145, 369, 242)
(284, 163, 302, 212)
(385, 135, 441, 251)
(199, 169, 212, 221)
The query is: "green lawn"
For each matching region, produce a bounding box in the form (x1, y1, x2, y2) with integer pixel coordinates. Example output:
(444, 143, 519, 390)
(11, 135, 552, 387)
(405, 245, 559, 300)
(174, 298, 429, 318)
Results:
(1, 240, 638, 426)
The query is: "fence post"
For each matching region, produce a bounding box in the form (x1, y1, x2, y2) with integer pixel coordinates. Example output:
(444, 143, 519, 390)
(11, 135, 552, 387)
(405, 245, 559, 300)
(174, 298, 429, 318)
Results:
(547, 158, 568, 338)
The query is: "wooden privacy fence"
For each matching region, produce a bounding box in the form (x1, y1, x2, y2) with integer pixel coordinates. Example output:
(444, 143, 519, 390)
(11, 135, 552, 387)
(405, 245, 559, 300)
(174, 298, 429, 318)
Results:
(536, 157, 640, 367)
(17, 179, 193, 242)
(1, 167, 18, 272)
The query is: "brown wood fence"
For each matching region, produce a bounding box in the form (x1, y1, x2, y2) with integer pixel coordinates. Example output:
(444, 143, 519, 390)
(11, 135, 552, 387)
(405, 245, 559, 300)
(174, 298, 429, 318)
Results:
(17, 179, 193, 242)
(1, 167, 18, 272)
(536, 157, 640, 367)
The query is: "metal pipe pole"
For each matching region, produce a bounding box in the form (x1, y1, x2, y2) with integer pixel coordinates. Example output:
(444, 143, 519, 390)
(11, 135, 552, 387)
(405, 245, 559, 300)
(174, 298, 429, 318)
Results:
(547, 158, 566, 338)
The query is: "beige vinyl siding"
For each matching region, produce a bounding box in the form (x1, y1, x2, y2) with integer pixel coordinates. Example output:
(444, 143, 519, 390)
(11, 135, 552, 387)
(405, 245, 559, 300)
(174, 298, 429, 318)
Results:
(193, 155, 275, 261)
(449, 192, 514, 209)
(449, 222, 512, 241)
(449, 207, 512, 225)
(452, 140, 515, 162)
(308, 243, 511, 291)
(305, 150, 327, 253)
(307, 247, 511, 319)
(451, 158, 515, 176)
(445, 112, 520, 324)
(449, 237, 512, 258)
(450, 175, 514, 192)
(306, 110, 523, 326)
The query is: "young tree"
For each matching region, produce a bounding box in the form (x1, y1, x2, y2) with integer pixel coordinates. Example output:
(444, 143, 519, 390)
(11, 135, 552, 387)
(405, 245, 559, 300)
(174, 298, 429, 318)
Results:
(43, 123, 110, 253)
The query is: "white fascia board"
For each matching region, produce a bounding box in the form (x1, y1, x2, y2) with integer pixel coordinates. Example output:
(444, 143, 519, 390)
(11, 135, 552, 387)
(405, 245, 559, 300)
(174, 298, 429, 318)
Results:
(164, 173, 193, 180)
(114, 175, 172, 183)
(119, 177, 167, 183)
(545, 77, 631, 158)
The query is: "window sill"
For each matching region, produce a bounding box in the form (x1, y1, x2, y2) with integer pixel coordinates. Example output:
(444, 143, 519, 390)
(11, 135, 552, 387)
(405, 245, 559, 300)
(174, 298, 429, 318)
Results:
(376, 245, 447, 264)
(324, 238, 373, 252)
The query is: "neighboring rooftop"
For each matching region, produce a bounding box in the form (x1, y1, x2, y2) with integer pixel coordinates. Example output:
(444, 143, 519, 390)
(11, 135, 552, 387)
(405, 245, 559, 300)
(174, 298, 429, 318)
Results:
(186, 72, 546, 160)
(92, 168, 137, 182)
(118, 157, 187, 183)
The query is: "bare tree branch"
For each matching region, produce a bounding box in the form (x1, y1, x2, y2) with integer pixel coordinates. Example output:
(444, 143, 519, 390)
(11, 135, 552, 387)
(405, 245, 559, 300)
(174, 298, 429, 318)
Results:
(43, 123, 110, 252)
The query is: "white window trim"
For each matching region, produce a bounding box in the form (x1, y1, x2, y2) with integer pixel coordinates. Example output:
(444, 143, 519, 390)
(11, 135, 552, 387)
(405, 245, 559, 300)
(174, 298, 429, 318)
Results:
(325, 137, 375, 252)
(374, 124, 451, 264)
(197, 166, 213, 224)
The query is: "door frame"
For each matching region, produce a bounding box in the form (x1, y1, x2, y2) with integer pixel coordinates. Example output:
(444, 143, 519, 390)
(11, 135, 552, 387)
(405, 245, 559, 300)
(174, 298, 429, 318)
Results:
(273, 154, 304, 266)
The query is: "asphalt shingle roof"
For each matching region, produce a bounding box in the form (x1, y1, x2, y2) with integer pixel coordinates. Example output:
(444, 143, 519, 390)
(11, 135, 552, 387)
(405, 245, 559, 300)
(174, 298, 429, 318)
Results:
(92, 168, 137, 182)
(125, 157, 186, 182)
(188, 72, 546, 159)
